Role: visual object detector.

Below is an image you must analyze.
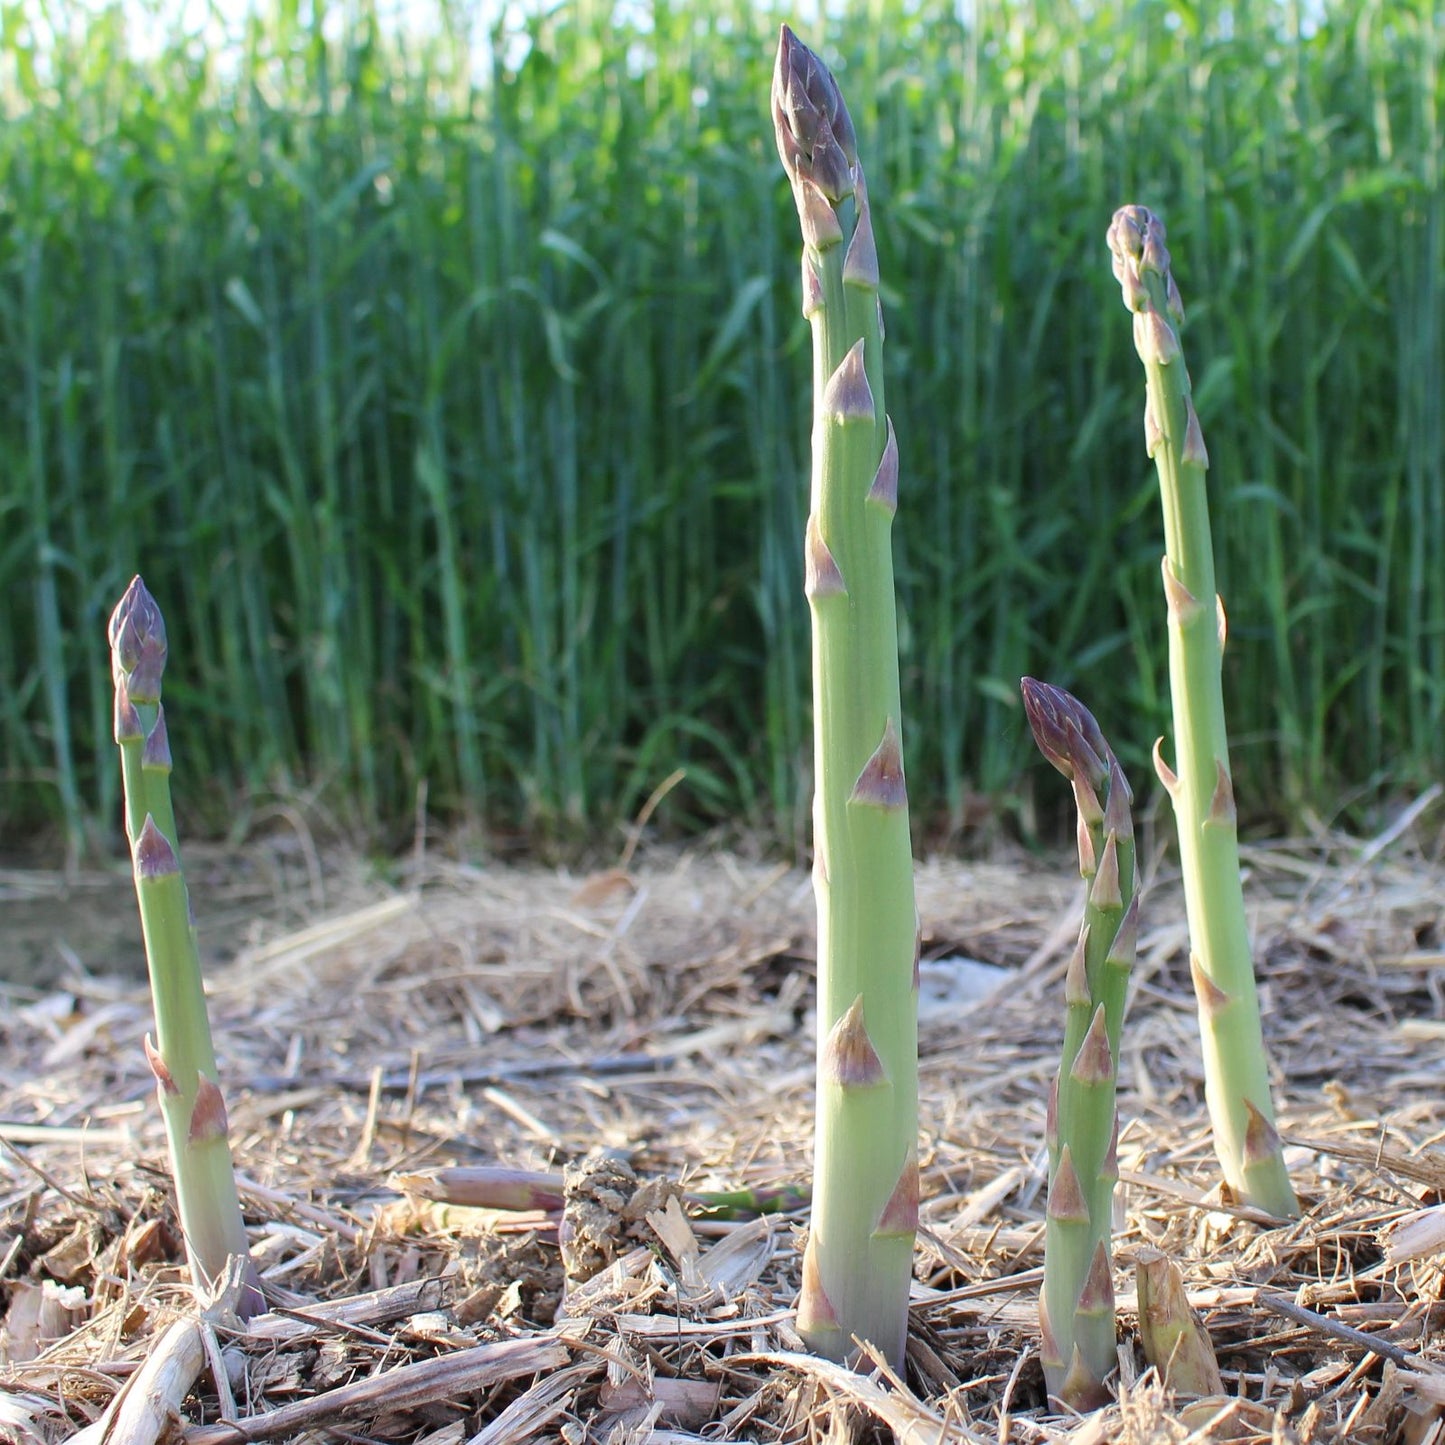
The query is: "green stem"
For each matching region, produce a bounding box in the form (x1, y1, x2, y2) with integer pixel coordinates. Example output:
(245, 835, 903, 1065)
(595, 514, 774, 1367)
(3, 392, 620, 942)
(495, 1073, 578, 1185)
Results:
(111, 577, 262, 1314)
(1107, 208, 1297, 1217)
(1023, 679, 1136, 1410)
(774, 26, 918, 1370)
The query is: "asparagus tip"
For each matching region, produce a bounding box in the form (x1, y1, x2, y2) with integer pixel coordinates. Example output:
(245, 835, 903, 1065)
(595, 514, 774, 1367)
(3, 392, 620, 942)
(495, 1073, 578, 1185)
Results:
(772, 25, 857, 206)
(109, 575, 168, 703)
(1021, 678, 1112, 795)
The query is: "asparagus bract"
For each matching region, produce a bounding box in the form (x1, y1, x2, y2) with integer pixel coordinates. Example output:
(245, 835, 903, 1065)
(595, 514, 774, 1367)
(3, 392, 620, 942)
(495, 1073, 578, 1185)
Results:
(773, 26, 918, 1370)
(1022, 679, 1137, 1411)
(1106, 208, 1298, 1217)
(110, 577, 262, 1316)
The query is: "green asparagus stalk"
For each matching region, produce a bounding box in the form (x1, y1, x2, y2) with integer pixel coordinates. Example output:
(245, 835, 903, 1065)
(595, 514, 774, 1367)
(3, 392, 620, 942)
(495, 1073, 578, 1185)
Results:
(1134, 1248, 1223, 1398)
(110, 577, 262, 1316)
(1106, 207, 1298, 1218)
(773, 25, 918, 1370)
(1022, 679, 1137, 1412)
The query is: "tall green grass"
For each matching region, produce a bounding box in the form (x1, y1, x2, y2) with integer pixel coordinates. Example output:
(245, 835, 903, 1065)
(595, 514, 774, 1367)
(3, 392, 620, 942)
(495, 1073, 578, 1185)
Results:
(1, 0, 1440, 847)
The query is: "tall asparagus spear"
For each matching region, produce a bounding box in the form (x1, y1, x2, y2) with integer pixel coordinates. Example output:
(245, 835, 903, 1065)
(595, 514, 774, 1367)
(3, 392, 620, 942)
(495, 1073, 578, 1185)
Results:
(772, 26, 918, 1369)
(110, 577, 263, 1315)
(1106, 207, 1297, 1217)
(1022, 679, 1137, 1411)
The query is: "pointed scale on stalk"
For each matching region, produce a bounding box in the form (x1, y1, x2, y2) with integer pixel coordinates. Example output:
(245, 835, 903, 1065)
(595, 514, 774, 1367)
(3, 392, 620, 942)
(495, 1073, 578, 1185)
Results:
(110, 579, 262, 1316)
(1107, 207, 1297, 1218)
(775, 26, 917, 1371)
(1022, 679, 1137, 1411)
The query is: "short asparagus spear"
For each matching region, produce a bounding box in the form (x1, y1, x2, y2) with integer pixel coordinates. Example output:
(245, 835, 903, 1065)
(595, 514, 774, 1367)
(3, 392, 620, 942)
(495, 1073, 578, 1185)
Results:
(1134, 1248, 1223, 1398)
(1106, 208, 1298, 1217)
(1022, 679, 1137, 1411)
(773, 26, 918, 1370)
(110, 577, 262, 1316)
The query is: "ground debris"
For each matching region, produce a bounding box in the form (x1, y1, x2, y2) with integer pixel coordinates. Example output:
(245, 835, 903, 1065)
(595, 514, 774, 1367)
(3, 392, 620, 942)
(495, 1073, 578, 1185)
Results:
(2, 836, 1444, 1441)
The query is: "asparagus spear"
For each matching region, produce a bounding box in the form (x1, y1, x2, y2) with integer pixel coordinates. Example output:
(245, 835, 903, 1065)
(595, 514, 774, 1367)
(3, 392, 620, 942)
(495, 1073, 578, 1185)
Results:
(1106, 208, 1298, 1217)
(1022, 679, 1137, 1411)
(110, 577, 262, 1316)
(389, 1165, 809, 1219)
(1134, 1248, 1223, 1398)
(773, 26, 918, 1370)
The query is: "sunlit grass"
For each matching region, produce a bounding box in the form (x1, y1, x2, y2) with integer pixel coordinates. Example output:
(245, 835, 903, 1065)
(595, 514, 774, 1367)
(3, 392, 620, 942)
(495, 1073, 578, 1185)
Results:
(1, 0, 1439, 846)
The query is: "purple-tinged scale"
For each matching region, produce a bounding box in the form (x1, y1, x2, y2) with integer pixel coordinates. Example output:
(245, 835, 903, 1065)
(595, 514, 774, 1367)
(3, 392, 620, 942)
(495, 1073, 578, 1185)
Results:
(849, 716, 907, 811)
(820, 996, 887, 1088)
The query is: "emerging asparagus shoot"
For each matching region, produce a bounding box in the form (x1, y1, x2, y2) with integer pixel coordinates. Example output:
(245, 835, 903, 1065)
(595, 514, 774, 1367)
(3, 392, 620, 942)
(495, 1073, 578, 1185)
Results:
(110, 576, 262, 1316)
(1135, 1248, 1223, 1398)
(773, 25, 918, 1369)
(1022, 679, 1137, 1412)
(1107, 207, 1298, 1217)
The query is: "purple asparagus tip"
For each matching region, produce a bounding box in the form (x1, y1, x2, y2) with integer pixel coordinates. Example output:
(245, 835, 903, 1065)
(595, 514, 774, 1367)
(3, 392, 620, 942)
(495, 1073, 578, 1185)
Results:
(772, 25, 857, 205)
(109, 575, 168, 703)
(1019, 678, 1114, 795)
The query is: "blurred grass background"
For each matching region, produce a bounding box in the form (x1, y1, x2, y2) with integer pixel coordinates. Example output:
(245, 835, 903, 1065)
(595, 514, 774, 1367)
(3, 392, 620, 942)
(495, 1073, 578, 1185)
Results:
(1, 0, 1440, 853)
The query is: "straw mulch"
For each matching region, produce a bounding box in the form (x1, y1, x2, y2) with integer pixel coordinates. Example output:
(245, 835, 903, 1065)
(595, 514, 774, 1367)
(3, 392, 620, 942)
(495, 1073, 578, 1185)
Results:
(3, 806, 1445, 1445)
